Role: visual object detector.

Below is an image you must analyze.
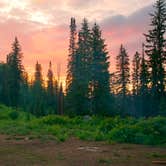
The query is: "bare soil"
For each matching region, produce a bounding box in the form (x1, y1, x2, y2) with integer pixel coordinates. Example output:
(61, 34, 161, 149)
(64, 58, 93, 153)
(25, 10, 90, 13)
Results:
(0, 135, 165, 166)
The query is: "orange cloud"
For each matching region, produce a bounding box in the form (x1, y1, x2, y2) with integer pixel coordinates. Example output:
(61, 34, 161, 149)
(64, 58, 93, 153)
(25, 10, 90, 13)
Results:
(0, 2, 153, 80)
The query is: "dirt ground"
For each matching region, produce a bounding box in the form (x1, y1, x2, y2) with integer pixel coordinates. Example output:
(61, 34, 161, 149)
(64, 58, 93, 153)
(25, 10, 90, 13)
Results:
(0, 135, 165, 166)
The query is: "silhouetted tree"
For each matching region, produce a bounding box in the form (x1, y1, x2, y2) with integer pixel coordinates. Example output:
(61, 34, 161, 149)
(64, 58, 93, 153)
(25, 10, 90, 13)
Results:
(57, 82, 64, 115)
(66, 18, 92, 115)
(116, 45, 130, 115)
(66, 17, 77, 90)
(7, 37, 23, 107)
(31, 61, 45, 116)
(132, 51, 141, 116)
(90, 23, 112, 115)
(46, 61, 57, 113)
(144, 0, 166, 115)
(132, 52, 141, 95)
(140, 43, 150, 116)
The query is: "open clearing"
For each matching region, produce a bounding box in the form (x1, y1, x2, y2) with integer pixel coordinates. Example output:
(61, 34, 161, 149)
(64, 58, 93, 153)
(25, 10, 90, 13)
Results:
(0, 135, 165, 166)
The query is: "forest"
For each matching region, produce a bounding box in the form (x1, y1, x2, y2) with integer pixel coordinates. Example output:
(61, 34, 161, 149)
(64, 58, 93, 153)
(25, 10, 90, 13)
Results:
(0, 0, 165, 118)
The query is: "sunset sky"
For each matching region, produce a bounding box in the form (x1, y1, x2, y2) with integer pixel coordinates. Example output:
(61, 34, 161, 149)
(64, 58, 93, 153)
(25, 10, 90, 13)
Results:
(0, 0, 154, 80)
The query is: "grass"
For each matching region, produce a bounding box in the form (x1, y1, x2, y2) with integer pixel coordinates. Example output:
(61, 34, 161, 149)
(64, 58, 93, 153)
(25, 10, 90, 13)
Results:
(98, 158, 112, 164)
(0, 104, 166, 145)
(147, 152, 166, 159)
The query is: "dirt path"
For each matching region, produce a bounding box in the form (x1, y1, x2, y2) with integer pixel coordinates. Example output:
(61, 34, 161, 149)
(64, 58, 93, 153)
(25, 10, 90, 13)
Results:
(0, 135, 165, 166)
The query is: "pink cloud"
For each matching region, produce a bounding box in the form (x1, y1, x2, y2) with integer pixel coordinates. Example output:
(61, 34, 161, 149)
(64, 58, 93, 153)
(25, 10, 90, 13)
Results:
(0, 3, 153, 78)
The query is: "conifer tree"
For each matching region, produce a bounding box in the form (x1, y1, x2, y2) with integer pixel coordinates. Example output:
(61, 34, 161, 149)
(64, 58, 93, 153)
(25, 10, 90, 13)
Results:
(66, 18, 92, 115)
(140, 43, 150, 116)
(132, 51, 141, 116)
(66, 17, 77, 90)
(132, 51, 141, 95)
(57, 82, 64, 115)
(7, 37, 23, 107)
(90, 23, 111, 115)
(31, 61, 45, 116)
(47, 61, 56, 113)
(144, 0, 166, 115)
(116, 45, 130, 114)
(19, 71, 30, 110)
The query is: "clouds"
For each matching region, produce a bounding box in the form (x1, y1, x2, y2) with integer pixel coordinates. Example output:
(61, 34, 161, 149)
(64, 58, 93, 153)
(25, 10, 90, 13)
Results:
(99, 4, 153, 71)
(0, 0, 154, 76)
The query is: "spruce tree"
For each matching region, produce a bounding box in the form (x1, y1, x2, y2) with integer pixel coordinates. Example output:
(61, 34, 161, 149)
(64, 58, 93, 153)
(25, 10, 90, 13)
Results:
(90, 23, 111, 115)
(140, 43, 150, 116)
(19, 71, 30, 110)
(75, 18, 92, 115)
(31, 61, 45, 116)
(66, 17, 77, 91)
(66, 18, 92, 115)
(116, 45, 130, 114)
(47, 61, 56, 113)
(132, 51, 141, 96)
(144, 0, 166, 115)
(132, 51, 141, 116)
(65, 17, 77, 115)
(57, 82, 64, 115)
(7, 37, 23, 107)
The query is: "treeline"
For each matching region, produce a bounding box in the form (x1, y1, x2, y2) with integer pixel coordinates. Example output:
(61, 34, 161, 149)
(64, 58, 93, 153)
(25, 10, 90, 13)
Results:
(0, 0, 165, 117)
(0, 39, 64, 116)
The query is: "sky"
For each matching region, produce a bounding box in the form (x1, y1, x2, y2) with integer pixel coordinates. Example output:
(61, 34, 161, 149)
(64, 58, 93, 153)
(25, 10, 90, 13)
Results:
(0, 0, 155, 81)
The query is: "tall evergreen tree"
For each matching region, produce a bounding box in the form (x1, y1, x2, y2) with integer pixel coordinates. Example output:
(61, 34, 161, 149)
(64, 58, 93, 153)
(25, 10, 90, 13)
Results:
(66, 18, 92, 115)
(7, 37, 23, 107)
(19, 71, 30, 110)
(57, 82, 64, 115)
(132, 51, 141, 116)
(31, 61, 45, 116)
(116, 45, 130, 114)
(144, 0, 166, 115)
(132, 51, 141, 95)
(66, 17, 77, 90)
(47, 61, 56, 113)
(140, 43, 150, 116)
(90, 23, 111, 115)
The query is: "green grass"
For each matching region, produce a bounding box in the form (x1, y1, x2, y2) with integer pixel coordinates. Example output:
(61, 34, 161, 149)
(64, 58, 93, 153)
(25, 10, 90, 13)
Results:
(0, 104, 165, 145)
(147, 152, 166, 159)
(98, 158, 112, 164)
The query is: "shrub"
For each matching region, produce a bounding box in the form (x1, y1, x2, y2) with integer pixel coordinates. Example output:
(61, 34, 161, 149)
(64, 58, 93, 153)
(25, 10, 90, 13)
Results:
(40, 115, 70, 125)
(9, 111, 19, 120)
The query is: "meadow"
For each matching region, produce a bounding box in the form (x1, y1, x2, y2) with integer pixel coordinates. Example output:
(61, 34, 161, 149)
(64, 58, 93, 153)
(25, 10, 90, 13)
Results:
(0, 105, 165, 145)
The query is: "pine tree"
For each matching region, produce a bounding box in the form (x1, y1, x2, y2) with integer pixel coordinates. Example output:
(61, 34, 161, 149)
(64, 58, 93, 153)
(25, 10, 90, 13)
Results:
(140, 43, 150, 116)
(144, 0, 166, 115)
(66, 18, 92, 115)
(116, 45, 130, 114)
(7, 37, 23, 107)
(66, 17, 77, 91)
(19, 71, 30, 110)
(57, 82, 64, 115)
(132, 51, 141, 116)
(132, 51, 141, 95)
(31, 61, 45, 116)
(47, 61, 56, 113)
(90, 23, 111, 115)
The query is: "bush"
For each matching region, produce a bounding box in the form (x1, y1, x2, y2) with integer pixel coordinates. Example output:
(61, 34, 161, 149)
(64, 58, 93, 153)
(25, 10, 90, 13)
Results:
(9, 111, 19, 120)
(107, 116, 166, 145)
(40, 115, 70, 125)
